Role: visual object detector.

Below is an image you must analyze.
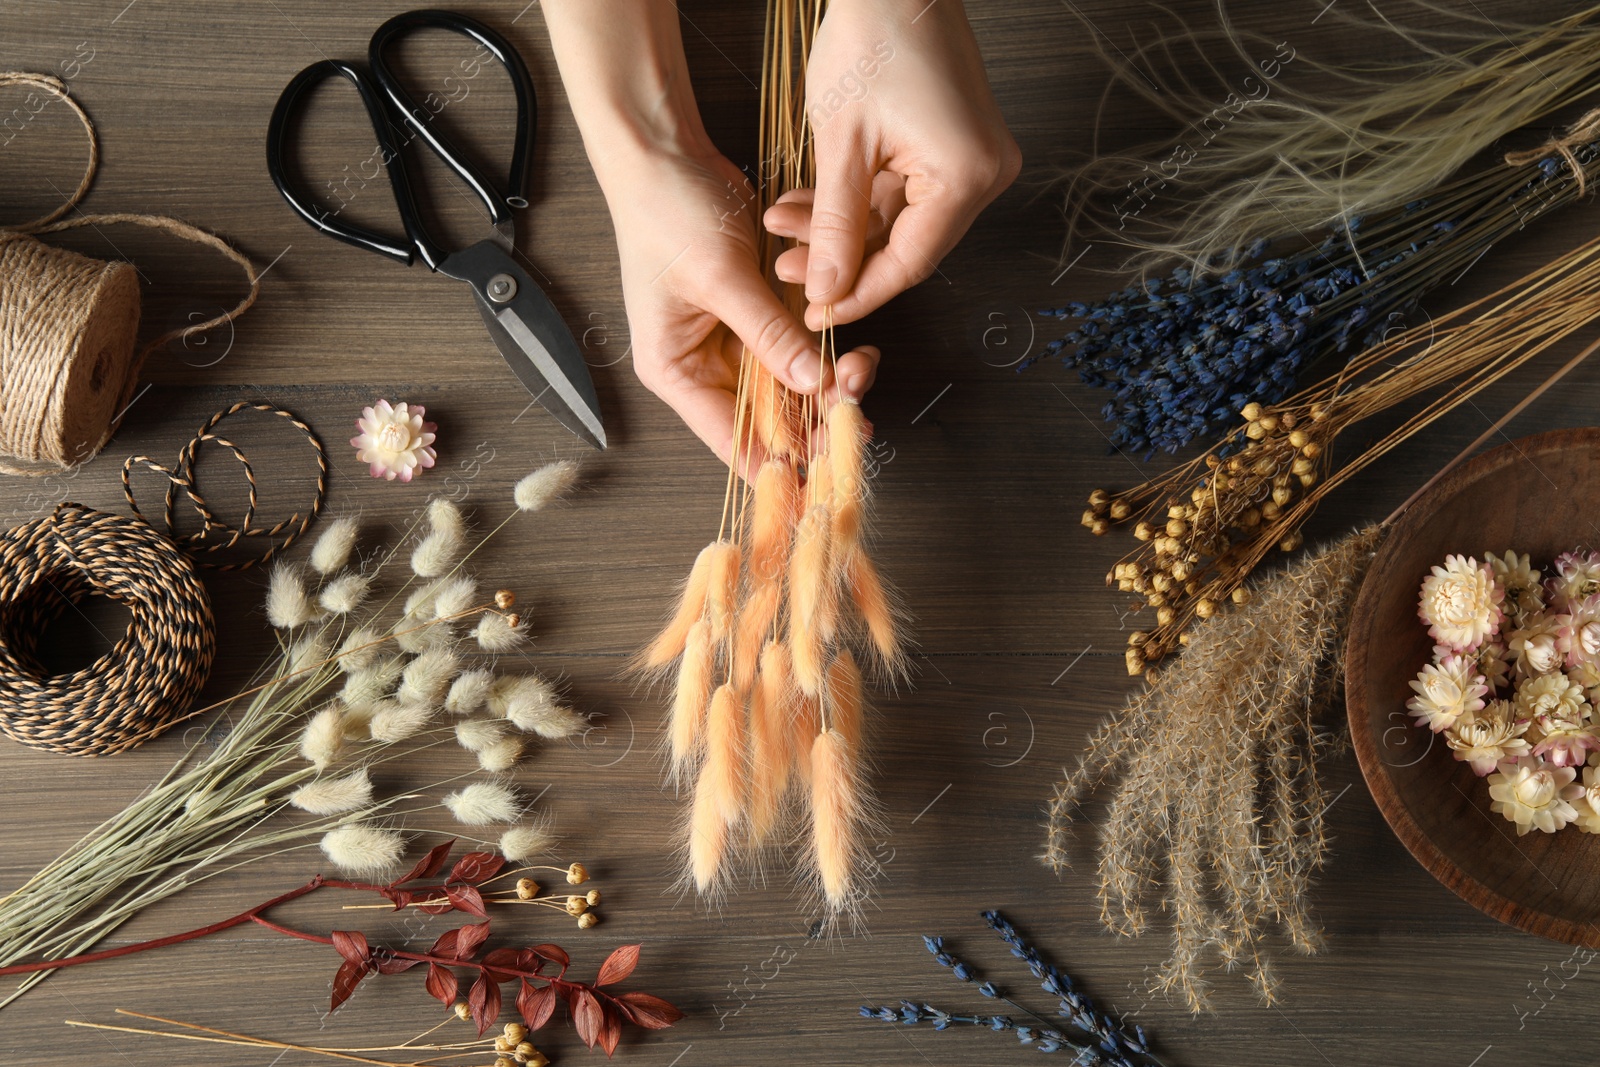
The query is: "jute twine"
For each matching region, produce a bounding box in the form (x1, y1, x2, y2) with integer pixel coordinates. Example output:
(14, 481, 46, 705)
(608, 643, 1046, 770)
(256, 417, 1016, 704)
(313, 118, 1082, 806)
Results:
(0, 503, 214, 756)
(1503, 105, 1600, 195)
(0, 71, 260, 475)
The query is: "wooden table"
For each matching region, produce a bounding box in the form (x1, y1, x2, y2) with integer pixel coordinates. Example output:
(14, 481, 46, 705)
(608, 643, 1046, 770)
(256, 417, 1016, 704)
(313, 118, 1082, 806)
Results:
(1, 2, 1596, 1064)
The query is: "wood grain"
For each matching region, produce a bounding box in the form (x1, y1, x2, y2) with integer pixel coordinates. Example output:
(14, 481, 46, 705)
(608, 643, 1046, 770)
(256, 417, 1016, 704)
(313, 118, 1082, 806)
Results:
(4, 1, 1600, 1065)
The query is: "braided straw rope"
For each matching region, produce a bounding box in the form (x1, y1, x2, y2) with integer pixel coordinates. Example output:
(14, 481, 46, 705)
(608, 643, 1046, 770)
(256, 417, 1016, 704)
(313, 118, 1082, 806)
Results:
(0, 71, 259, 475)
(0, 503, 214, 756)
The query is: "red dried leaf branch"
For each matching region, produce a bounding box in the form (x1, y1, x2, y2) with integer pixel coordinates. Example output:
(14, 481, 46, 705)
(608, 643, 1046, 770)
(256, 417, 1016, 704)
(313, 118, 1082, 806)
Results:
(0, 840, 681, 1056)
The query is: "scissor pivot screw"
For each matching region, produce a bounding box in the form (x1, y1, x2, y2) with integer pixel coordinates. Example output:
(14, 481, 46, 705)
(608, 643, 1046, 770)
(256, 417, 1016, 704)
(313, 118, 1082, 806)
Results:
(486, 274, 518, 304)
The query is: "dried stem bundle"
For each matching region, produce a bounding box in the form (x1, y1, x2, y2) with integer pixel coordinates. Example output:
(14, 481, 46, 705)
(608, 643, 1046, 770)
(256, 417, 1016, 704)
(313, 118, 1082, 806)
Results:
(642, 0, 905, 927)
(1045, 526, 1385, 1012)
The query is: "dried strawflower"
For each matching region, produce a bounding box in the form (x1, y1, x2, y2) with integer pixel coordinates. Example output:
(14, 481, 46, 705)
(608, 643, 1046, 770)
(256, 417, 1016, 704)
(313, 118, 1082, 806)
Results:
(319, 824, 406, 873)
(1549, 550, 1600, 611)
(266, 563, 316, 629)
(1418, 555, 1502, 652)
(1446, 701, 1530, 776)
(1574, 763, 1600, 833)
(443, 782, 519, 825)
(412, 499, 466, 578)
(500, 824, 556, 863)
(475, 612, 526, 653)
(1488, 757, 1582, 835)
(299, 706, 345, 770)
(1509, 613, 1565, 678)
(318, 573, 371, 616)
(1514, 672, 1589, 731)
(514, 460, 580, 512)
(290, 769, 374, 815)
(1406, 655, 1487, 733)
(309, 517, 359, 576)
(352, 399, 436, 483)
(1488, 550, 1545, 623)
(1558, 593, 1600, 670)
(445, 669, 494, 716)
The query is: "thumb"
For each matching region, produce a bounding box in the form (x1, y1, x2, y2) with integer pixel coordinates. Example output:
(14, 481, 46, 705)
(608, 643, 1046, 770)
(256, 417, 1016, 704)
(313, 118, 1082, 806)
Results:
(804, 143, 875, 306)
(714, 267, 828, 394)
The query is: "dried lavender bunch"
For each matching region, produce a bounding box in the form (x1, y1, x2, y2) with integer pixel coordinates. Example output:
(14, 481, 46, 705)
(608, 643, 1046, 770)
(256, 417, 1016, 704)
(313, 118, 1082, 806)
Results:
(1033, 139, 1600, 456)
(859, 914, 1160, 1066)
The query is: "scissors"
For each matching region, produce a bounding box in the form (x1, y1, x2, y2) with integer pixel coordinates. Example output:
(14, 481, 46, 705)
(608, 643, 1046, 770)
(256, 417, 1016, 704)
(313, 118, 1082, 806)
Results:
(265, 9, 606, 450)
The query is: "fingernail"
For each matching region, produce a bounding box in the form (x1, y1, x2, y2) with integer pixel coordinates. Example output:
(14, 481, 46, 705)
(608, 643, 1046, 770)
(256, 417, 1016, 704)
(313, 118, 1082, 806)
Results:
(807, 261, 837, 301)
(789, 349, 822, 390)
(844, 371, 869, 399)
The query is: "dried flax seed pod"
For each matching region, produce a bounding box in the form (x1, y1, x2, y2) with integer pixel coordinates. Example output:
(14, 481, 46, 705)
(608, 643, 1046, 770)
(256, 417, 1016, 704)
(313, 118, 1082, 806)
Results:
(670, 620, 715, 775)
(827, 400, 867, 553)
(810, 727, 860, 912)
(704, 683, 748, 826)
(789, 505, 833, 695)
(643, 541, 719, 668)
(704, 540, 741, 642)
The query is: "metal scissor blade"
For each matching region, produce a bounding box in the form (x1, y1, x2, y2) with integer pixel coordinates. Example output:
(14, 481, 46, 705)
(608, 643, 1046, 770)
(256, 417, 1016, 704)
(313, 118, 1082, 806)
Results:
(442, 241, 607, 450)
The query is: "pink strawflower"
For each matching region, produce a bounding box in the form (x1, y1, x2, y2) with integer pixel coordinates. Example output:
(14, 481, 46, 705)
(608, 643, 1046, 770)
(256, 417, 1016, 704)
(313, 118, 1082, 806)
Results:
(1548, 551, 1600, 613)
(1407, 654, 1488, 733)
(1488, 757, 1582, 835)
(1418, 554, 1502, 652)
(1559, 593, 1600, 670)
(352, 400, 437, 483)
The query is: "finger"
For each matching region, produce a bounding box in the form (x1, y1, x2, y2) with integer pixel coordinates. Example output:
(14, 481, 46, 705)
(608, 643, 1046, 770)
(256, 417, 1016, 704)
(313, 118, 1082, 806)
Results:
(805, 187, 973, 330)
(775, 245, 807, 286)
(828, 344, 880, 404)
(763, 200, 812, 241)
(805, 144, 876, 305)
(712, 266, 831, 395)
(643, 369, 768, 481)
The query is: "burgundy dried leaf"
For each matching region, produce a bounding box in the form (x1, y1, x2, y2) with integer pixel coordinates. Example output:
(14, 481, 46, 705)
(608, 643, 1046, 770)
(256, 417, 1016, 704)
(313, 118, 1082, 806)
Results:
(396, 839, 456, 885)
(374, 951, 421, 976)
(331, 958, 368, 1012)
(515, 948, 548, 975)
(531, 943, 570, 971)
(615, 992, 685, 1030)
(573, 988, 604, 1049)
(379, 887, 415, 911)
(331, 930, 370, 967)
(482, 947, 522, 983)
(598, 1003, 623, 1057)
(449, 851, 505, 885)
(519, 980, 557, 1031)
(445, 884, 488, 918)
(418, 900, 454, 916)
(468, 972, 503, 1035)
(426, 963, 459, 1006)
(457, 920, 491, 959)
(596, 944, 640, 987)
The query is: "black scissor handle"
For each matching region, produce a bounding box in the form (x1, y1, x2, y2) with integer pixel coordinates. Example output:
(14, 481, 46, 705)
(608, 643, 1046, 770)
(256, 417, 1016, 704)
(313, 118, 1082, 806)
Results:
(265, 59, 424, 266)
(368, 10, 537, 229)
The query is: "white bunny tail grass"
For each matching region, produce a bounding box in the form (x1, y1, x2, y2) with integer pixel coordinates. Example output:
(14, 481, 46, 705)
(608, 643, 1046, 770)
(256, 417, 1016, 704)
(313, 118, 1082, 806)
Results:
(411, 499, 467, 579)
(445, 669, 495, 716)
(318, 573, 372, 616)
(290, 769, 374, 815)
(310, 516, 359, 576)
(398, 648, 459, 708)
(500, 819, 558, 862)
(340, 702, 377, 739)
(509, 701, 586, 740)
(431, 576, 478, 620)
(368, 702, 433, 744)
(299, 706, 345, 769)
(669, 619, 715, 778)
(396, 620, 452, 654)
(475, 611, 527, 653)
(444, 782, 520, 825)
(339, 656, 402, 706)
(640, 541, 722, 671)
(404, 578, 447, 619)
(288, 634, 330, 678)
(703, 683, 748, 827)
(455, 717, 507, 753)
(514, 459, 581, 512)
(337, 627, 383, 674)
(321, 824, 406, 874)
(477, 736, 524, 772)
(266, 562, 316, 629)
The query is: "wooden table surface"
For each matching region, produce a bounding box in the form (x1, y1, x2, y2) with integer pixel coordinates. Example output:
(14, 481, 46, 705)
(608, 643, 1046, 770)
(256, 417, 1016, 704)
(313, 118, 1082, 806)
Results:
(3, 1, 1599, 1064)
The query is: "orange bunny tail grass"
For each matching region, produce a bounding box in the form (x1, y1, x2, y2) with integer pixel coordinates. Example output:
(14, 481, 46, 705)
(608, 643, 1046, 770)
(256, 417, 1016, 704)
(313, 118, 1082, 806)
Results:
(704, 539, 742, 642)
(752, 368, 801, 459)
(687, 769, 730, 896)
(809, 727, 864, 924)
(733, 576, 781, 693)
(669, 619, 716, 780)
(827, 400, 868, 555)
(847, 550, 908, 681)
(640, 540, 721, 670)
(704, 683, 749, 826)
(806, 456, 835, 513)
(751, 459, 799, 583)
(759, 640, 799, 781)
(789, 505, 834, 695)
(745, 674, 786, 846)
(826, 648, 864, 750)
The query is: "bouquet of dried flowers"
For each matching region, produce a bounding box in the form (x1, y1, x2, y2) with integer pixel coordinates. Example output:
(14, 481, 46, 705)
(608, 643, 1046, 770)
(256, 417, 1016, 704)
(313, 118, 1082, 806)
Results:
(1409, 550, 1600, 835)
(0, 461, 591, 1009)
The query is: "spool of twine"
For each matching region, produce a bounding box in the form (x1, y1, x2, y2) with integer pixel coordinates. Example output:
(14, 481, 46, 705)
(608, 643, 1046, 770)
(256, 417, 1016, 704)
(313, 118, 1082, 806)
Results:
(0, 71, 259, 476)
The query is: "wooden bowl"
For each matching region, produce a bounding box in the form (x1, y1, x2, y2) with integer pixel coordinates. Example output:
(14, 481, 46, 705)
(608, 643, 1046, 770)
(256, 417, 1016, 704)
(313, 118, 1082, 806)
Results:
(1347, 426, 1600, 946)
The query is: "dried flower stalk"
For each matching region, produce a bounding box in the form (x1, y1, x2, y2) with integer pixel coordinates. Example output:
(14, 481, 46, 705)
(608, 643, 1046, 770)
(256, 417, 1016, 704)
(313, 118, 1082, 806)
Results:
(642, 0, 906, 928)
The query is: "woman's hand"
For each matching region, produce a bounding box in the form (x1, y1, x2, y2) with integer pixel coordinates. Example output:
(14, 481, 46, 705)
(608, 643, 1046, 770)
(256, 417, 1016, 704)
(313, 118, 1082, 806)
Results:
(764, 0, 1021, 331)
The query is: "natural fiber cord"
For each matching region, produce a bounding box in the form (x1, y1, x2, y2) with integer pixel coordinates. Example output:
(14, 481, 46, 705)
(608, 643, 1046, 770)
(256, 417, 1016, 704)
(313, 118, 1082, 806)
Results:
(0, 71, 259, 475)
(0, 503, 215, 756)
